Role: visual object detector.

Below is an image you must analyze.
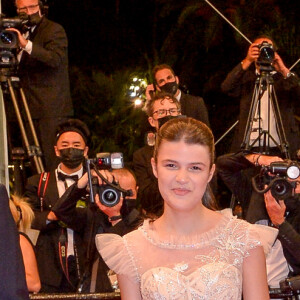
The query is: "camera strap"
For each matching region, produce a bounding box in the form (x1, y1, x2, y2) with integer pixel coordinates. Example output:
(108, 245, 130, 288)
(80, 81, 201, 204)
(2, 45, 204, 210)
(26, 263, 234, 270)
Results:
(37, 172, 50, 212)
(58, 228, 81, 289)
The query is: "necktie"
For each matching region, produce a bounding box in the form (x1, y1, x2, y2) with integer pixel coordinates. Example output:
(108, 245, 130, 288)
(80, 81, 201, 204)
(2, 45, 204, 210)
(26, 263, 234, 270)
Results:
(57, 172, 79, 182)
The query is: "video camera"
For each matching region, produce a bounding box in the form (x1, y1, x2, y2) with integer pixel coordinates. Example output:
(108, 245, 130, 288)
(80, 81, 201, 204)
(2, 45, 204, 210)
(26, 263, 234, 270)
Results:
(86, 152, 133, 207)
(252, 161, 300, 201)
(0, 14, 29, 68)
(256, 41, 275, 73)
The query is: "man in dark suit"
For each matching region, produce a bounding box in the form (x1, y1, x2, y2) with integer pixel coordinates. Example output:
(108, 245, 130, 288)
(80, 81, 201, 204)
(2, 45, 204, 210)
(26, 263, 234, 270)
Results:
(217, 36, 300, 222)
(133, 93, 181, 217)
(10, 0, 73, 170)
(52, 167, 141, 293)
(145, 63, 210, 126)
(220, 36, 300, 157)
(24, 119, 90, 292)
(0, 184, 29, 300)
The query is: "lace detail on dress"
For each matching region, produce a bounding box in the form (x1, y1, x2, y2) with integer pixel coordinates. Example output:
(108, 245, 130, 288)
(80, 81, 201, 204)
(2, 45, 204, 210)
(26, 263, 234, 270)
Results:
(131, 211, 262, 299)
(97, 209, 277, 300)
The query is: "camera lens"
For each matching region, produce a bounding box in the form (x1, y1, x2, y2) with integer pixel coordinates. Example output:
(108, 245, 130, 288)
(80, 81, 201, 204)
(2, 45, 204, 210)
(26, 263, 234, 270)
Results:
(260, 46, 274, 62)
(271, 178, 293, 200)
(100, 188, 120, 207)
(273, 182, 286, 195)
(0, 31, 14, 44)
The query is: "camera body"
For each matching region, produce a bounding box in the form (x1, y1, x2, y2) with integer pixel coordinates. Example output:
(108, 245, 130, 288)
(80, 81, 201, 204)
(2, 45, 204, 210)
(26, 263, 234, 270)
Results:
(0, 15, 28, 68)
(87, 152, 131, 207)
(257, 41, 275, 72)
(252, 161, 299, 200)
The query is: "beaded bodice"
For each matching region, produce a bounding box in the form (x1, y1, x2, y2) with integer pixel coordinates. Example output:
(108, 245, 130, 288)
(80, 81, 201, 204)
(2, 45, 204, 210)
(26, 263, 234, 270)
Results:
(96, 209, 276, 300)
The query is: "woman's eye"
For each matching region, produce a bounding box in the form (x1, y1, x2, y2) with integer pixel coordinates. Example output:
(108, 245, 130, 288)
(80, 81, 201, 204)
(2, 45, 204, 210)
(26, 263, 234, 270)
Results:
(190, 166, 201, 171)
(165, 163, 176, 168)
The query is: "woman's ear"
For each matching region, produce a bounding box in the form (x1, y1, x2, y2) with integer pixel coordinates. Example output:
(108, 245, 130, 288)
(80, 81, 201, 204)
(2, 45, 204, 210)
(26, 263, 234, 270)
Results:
(208, 164, 216, 183)
(151, 157, 158, 178)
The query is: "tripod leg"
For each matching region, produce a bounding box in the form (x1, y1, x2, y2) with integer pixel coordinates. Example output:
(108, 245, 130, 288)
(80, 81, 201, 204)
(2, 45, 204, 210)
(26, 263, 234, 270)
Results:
(7, 78, 44, 174)
(19, 87, 45, 172)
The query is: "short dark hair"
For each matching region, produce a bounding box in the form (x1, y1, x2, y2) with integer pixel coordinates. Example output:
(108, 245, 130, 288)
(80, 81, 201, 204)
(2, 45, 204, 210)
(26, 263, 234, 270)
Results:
(144, 92, 180, 117)
(253, 35, 278, 51)
(55, 119, 90, 145)
(152, 64, 175, 84)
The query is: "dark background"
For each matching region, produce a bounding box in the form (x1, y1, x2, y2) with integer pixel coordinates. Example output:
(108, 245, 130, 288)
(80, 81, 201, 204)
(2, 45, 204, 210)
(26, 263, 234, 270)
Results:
(2, 0, 300, 201)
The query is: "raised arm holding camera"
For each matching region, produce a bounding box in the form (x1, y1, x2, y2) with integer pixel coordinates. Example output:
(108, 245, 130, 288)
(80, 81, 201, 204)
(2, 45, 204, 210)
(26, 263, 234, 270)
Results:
(217, 150, 300, 288)
(51, 157, 141, 293)
(7, 0, 73, 171)
(220, 36, 300, 157)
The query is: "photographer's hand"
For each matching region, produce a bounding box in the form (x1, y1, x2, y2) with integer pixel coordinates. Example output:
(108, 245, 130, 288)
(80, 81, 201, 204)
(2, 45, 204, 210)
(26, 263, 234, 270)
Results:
(273, 53, 290, 78)
(245, 154, 283, 166)
(242, 43, 260, 70)
(145, 84, 155, 100)
(264, 190, 286, 227)
(95, 195, 123, 225)
(77, 172, 89, 189)
(6, 28, 28, 49)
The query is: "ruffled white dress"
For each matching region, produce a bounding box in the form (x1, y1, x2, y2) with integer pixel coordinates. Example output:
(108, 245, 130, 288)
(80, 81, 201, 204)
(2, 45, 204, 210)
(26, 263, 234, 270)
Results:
(96, 209, 278, 299)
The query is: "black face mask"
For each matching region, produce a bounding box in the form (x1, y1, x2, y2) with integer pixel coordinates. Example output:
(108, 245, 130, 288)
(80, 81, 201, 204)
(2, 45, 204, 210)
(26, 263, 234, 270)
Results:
(58, 148, 85, 169)
(158, 115, 185, 128)
(27, 11, 42, 27)
(159, 81, 178, 95)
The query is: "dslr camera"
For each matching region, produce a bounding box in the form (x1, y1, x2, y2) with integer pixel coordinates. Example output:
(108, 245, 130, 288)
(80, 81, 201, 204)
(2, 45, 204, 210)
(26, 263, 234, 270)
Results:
(252, 161, 300, 200)
(0, 14, 28, 67)
(256, 41, 275, 73)
(86, 152, 132, 207)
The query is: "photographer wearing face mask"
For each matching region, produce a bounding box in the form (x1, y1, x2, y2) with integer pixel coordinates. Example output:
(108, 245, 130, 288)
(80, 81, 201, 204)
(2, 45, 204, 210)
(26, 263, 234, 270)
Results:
(133, 92, 182, 218)
(145, 64, 210, 127)
(6, 0, 73, 171)
(23, 119, 89, 293)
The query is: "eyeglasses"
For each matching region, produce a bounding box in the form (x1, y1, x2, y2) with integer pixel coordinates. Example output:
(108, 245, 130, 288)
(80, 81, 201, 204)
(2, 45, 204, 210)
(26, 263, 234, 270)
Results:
(152, 108, 181, 120)
(17, 4, 39, 13)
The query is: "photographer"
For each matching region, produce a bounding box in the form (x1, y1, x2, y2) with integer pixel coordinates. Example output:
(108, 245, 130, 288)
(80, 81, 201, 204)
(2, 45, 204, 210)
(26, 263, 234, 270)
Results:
(51, 167, 141, 293)
(221, 36, 300, 157)
(133, 92, 181, 217)
(217, 151, 300, 288)
(145, 64, 209, 126)
(24, 119, 90, 292)
(8, 0, 73, 170)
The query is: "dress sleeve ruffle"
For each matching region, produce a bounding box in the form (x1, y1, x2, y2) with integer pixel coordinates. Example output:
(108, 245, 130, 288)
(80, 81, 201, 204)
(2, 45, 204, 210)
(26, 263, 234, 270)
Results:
(95, 233, 139, 283)
(250, 223, 278, 257)
(219, 209, 278, 257)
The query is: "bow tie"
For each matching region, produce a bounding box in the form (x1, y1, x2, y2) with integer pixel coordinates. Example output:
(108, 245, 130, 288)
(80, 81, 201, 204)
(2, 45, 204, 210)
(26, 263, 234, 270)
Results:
(57, 172, 79, 182)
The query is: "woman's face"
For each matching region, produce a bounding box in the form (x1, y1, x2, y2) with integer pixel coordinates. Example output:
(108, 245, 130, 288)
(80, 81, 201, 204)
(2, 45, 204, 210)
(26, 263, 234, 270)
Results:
(151, 139, 215, 213)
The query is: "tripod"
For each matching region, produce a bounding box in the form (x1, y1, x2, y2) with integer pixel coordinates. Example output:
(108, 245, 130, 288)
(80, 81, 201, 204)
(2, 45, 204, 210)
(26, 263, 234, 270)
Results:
(241, 69, 290, 159)
(1, 68, 44, 175)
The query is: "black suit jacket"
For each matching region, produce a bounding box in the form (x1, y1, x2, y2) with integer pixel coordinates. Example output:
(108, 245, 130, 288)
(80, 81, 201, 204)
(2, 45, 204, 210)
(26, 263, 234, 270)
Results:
(179, 92, 210, 126)
(0, 184, 29, 300)
(18, 17, 73, 119)
(221, 63, 300, 158)
(24, 172, 86, 291)
(133, 145, 163, 216)
(52, 183, 142, 292)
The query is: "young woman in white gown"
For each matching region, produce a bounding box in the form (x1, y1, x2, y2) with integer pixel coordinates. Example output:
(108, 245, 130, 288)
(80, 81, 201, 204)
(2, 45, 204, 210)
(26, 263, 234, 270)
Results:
(96, 117, 277, 300)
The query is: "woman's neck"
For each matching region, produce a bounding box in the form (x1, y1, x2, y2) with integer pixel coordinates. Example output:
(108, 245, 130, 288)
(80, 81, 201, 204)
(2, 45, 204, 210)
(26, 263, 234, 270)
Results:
(154, 206, 221, 237)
